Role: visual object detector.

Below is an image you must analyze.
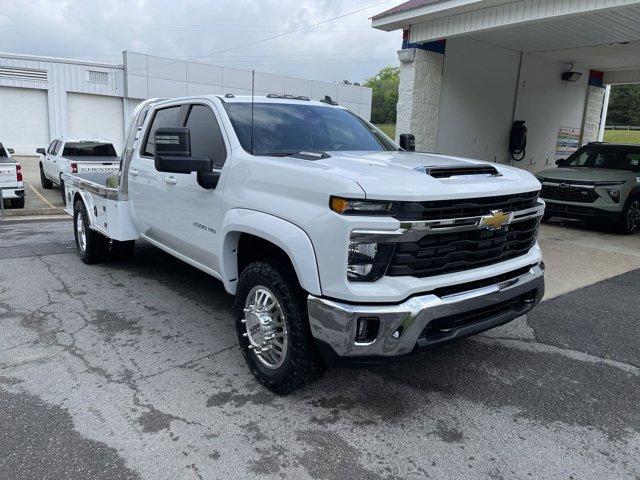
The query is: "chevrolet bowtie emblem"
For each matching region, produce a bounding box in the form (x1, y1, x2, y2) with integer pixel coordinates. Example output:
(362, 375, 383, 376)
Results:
(479, 210, 513, 230)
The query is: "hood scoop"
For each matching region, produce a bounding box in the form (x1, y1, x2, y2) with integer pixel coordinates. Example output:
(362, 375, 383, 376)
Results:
(415, 165, 501, 179)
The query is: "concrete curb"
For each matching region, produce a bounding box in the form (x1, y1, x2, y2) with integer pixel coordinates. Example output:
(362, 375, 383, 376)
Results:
(1, 207, 65, 217)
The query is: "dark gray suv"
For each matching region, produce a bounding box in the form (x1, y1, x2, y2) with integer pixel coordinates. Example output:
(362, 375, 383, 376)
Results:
(537, 143, 640, 234)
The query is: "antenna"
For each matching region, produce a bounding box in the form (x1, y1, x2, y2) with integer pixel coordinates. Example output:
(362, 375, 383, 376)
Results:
(250, 70, 255, 155)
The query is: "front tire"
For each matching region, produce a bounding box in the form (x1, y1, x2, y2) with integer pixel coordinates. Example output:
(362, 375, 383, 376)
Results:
(73, 200, 108, 264)
(618, 197, 640, 234)
(234, 260, 326, 394)
(40, 164, 53, 189)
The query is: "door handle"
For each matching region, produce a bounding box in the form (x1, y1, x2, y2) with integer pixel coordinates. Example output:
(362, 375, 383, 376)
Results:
(129, 169, 139, 176)
(163, 176, 177, 185)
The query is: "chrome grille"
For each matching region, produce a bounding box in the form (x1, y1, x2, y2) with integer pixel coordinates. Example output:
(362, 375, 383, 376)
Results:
(395, 191, 540, 221)
(386, 218, 539, 278)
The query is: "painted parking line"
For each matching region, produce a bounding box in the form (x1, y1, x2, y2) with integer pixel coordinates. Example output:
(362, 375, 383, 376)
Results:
(28, 184, 57, 209)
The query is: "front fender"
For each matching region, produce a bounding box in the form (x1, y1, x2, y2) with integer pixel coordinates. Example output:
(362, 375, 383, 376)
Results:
(220, 209, 321, 296)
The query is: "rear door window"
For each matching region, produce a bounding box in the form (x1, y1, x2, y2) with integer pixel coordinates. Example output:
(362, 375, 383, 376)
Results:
(143, 106, 182, 157)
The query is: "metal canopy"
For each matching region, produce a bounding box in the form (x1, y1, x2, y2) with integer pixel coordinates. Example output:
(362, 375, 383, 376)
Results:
(373, 0, 640, 82)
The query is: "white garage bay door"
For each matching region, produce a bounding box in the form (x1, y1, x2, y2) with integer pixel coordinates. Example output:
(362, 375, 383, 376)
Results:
(67, 93, 124, 154)
(0, 86, 49, 155)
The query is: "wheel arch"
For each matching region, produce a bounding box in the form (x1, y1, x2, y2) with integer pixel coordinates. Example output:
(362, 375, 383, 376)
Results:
(72, 191, 96, 228)
(220, 209, 321, 296)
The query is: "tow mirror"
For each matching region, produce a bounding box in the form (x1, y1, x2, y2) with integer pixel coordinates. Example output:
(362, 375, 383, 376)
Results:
(36, 147, 46, 155)
(154, 127, 220, 189)
(154, 127, 210, 173)
(399, 133, 415, 152)
(7, 148, 14, 155)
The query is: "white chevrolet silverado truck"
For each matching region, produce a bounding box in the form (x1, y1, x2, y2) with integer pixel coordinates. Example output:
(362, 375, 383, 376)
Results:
(36, 138, 120, 204)
(63, 95, 545, 393)
(0, 143, 25, 209)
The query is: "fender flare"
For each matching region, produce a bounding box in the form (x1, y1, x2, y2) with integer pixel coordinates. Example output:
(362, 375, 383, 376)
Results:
(71, 189, 97, 229)
(220, 209, 321, 296)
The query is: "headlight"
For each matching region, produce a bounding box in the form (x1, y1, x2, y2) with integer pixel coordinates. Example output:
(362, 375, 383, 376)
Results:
(347, 241, 394, 282)
(330, 196, 395, 215)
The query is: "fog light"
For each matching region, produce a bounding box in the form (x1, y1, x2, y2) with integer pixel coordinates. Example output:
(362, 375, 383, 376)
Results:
(608, 189, 620, 203)
(355, 317, 380, 344)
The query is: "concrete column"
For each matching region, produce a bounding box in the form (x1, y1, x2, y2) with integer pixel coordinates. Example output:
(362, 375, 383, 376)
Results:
(396, 48, 444, 151)
(581, 71, 607, 145)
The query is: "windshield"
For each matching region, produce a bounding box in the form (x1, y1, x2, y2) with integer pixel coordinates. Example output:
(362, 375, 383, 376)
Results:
(62, 142, 117, 157)
(565, 145, 640, 172)
(223, 102, 398, 155)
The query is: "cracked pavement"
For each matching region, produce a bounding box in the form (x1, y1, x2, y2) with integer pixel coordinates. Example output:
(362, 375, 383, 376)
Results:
(0, 219, 639, 479)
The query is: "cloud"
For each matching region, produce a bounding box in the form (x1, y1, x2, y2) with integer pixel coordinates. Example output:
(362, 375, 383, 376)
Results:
(0, 0, 401, 83)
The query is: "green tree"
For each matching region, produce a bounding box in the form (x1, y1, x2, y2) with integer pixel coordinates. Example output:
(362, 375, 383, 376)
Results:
(364, 66, 399, 125)
(607, 84, 640, 126)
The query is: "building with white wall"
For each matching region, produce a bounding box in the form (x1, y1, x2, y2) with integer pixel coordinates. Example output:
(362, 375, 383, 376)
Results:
(373, 0, 640, 173)
(0, 51, 373, 155)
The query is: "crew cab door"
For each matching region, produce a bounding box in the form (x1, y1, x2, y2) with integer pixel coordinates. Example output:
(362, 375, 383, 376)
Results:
(158, 101, 228, 272)
(43, 140, 60, 181)
(129, 104, 182, 238)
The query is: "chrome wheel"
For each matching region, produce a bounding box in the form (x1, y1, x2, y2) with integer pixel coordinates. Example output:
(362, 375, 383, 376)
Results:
(242, 286, 288, 369)
(627, 199, 640, 233)
(76, 212, 87, 253)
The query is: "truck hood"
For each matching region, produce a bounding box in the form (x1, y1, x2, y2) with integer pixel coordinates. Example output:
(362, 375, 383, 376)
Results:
(536, 167, 635, 183)
(313, 151, 540, 201)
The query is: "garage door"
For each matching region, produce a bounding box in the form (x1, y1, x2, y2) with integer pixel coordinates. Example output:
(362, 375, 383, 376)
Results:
(0, 86, 49, 155)
(67, 93, 124, 154)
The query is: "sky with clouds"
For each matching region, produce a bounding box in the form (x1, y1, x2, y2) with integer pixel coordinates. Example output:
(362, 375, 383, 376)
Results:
(0, 0, 403, 83)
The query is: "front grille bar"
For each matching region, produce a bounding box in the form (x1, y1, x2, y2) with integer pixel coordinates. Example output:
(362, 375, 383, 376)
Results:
(351, 200, 545, 243)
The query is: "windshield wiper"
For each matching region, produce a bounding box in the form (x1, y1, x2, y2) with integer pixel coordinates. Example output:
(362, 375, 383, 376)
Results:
(257, 151, 330, 160)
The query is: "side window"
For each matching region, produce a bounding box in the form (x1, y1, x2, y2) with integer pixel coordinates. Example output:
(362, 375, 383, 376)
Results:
(47, 140, 57, 155)
(143, 106, 182, 157)
(185, 105, 227, 167)
(53, 141, 62, 155)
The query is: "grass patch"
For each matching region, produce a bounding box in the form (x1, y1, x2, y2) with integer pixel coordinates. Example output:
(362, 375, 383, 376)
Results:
(603, 130, 640, 144)
(375, 124, 396, 139)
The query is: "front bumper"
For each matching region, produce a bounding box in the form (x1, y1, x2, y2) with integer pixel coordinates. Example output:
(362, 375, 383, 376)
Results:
(308, 263, 544, 365)
(0, 187, 25, 199)
(543, 200, 622, 223)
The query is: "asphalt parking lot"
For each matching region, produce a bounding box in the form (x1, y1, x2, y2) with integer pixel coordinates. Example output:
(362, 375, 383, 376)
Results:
(2, 156, 65, 217)
(0, 218, 639, 479)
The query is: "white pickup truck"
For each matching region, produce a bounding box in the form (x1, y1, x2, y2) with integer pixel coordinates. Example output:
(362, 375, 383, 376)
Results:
(63, 95, 545, 393)
(36, 138, 120, 204)
(0, 143, 25, 209)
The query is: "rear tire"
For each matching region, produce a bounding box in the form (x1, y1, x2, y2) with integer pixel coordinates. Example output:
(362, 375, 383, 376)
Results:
(40, 164, 53, 189)
(60, 177, 66, 205)
(234, 260, 326, 394)
(10, 198, 25, 209)
(617, 197, 640, 235)
(109, 240, 135, 261)
(73, 200, 108, 264)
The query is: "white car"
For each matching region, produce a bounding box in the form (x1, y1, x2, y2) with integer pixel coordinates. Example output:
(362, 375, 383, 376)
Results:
(0, 143, 25, 209)
(63, 95, 545, 393)
(36, 138, 120, 203)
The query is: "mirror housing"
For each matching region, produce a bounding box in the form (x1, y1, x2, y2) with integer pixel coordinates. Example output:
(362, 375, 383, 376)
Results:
(399, 133, 415, 151)
(36, 147, 46, 155)
(555, 158, 565, 167)
(153, 127, 220, 189)
(154, 127, 211, 174)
